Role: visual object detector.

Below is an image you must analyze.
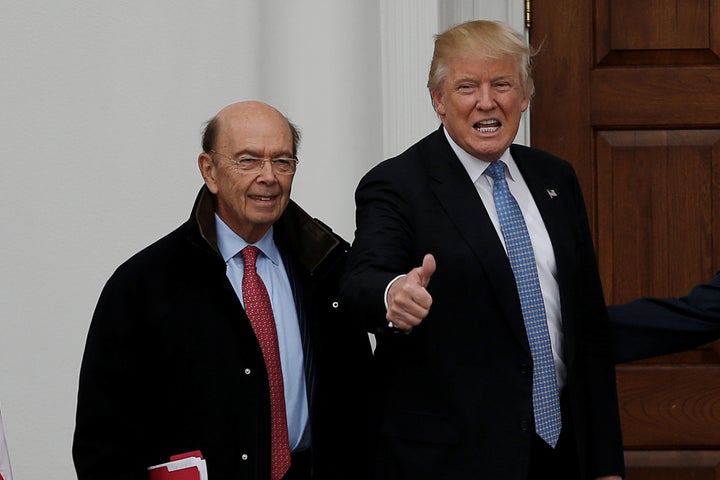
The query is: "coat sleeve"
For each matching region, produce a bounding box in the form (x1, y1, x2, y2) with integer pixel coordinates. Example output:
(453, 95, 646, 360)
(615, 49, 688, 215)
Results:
(72, 269, 155, 480)
(609, 272, 720, 363)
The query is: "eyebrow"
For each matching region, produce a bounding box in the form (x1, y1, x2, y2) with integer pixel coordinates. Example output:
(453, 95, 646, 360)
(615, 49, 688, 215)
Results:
(453, 73, 517, 84)
(235, 149, 294, 158)
(492, 74, 516, 82)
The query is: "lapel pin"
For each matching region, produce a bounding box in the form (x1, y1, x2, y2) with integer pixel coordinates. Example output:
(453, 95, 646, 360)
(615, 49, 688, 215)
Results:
(546, 189, 557, 199)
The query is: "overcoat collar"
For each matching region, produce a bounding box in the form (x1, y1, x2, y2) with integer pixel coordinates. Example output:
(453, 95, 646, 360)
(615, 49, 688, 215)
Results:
(191, 185, 342, 275)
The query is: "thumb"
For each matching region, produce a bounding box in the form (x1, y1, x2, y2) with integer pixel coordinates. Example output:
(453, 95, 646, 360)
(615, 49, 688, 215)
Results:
(417, 253, 436, 287)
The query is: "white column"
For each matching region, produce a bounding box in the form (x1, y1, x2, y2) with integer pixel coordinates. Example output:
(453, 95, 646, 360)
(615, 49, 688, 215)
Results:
(257, 0, 384, 241)
(379, 0, 440, 158)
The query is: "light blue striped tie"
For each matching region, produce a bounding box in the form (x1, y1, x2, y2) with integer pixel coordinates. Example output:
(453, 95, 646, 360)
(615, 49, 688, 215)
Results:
(485, 160, 562, 447)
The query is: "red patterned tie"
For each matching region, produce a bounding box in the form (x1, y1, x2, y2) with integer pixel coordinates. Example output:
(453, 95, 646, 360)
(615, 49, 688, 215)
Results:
(241, 246, 292, 480)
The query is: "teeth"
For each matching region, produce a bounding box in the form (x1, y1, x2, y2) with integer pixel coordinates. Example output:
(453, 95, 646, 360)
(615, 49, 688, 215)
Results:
(474, 119, 500, 132)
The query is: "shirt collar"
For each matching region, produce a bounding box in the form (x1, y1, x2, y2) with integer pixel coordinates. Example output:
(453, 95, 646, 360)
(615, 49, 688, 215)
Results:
(215, 214, 281, 266)
(443, 127, 519, 184)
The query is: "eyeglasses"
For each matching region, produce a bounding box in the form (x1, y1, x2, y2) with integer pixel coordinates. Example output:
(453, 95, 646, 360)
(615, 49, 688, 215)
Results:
(210, 150, 299, 175)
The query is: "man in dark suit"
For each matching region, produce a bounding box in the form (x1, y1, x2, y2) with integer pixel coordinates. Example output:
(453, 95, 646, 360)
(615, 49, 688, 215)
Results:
(340, 21, 624, 480)
(610, 272, 720, 363)
(73, 101, 372, 480)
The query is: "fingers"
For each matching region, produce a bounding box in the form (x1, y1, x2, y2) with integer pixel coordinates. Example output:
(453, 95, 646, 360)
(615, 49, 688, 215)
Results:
(386, 254, 435, 330)
(386, 283, 432, 329)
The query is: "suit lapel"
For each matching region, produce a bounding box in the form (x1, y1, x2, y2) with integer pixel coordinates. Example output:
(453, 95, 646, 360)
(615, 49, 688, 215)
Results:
(511, 145, 576, 358)
(510, 145, 573, 291)
(424, 130, 530, 352)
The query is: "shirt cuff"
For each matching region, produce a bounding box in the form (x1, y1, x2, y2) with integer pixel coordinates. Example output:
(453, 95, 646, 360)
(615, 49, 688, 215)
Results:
(385, 274, 407, 328)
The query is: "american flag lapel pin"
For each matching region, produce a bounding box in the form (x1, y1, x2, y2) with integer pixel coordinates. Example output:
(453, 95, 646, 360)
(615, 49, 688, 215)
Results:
(546, 189, 557, 199)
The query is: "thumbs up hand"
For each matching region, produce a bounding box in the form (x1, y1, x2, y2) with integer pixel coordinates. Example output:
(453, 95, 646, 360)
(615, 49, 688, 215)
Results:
(386, 254, 436, 331)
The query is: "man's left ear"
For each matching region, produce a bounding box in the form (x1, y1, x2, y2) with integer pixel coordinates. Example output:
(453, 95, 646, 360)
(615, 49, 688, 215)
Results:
(198, 153, 219, 193)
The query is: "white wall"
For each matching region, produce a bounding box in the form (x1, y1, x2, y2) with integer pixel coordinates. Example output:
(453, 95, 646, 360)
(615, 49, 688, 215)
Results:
(0, 1, 522, 478)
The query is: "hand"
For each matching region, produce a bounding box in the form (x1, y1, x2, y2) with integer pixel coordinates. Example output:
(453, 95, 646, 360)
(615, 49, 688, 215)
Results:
(386, 254, 436, 330)
(595, 476, 622, 480)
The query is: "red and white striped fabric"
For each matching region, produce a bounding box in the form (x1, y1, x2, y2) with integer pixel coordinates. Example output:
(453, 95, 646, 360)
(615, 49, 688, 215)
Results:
(0, 409, 12, 480)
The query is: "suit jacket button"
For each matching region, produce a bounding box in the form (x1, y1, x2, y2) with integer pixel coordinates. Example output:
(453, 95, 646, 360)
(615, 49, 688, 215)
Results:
(519, 419, 530, 431)
(519, 363, 529, 375)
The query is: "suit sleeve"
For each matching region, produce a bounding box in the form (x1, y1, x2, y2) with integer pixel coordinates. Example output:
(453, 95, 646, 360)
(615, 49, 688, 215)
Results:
(340, 164, 416, 334)
(564, 167, 625, 478)
(609, 272, 720, 363)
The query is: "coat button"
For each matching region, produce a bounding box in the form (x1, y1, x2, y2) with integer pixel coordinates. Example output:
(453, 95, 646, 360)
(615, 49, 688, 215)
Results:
(332, 301, 339, 308)
(244, 368, 251, 375)
(241, 453, 249, 461)
(519, 419, 530, 431)
(519, 363, 529, 375)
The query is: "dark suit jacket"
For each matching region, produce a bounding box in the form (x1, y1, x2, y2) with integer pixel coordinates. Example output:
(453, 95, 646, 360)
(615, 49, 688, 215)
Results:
(610, 271, 720, 363)
(73, 187, 372, 480)
(340, 127, 624, 480)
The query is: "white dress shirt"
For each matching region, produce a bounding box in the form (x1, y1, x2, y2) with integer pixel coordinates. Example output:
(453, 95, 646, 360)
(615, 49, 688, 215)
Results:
(444, 129, 567, 389)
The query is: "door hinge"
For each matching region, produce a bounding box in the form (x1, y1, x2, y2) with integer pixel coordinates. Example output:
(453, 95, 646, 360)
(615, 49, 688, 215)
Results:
(525, 0, 531, 30)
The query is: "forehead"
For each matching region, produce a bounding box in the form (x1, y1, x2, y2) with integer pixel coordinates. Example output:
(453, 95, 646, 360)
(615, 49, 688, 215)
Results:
(446, 55, 521, 81)
(216, 111, 293, 154)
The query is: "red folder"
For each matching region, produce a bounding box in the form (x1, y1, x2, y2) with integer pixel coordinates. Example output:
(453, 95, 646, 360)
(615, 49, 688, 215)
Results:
(147, 451, 206, 480)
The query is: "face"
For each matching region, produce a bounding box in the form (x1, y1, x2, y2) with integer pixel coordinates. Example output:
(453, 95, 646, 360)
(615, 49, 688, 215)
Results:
(198, 102, 295, 243)
(432, 55, 529, 163)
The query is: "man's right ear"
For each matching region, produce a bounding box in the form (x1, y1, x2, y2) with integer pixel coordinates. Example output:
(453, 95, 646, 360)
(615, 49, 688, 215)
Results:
(431, 89, 446, 116)
(198, 153, 219, 194)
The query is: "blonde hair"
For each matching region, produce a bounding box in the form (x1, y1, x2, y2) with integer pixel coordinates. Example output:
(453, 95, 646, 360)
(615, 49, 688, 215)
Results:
(427, 20, 536, 99)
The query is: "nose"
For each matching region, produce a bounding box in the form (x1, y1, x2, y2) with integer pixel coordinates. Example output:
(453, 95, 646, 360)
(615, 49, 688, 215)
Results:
(475, 86, 495, 110)
(256, 159, 277, 182)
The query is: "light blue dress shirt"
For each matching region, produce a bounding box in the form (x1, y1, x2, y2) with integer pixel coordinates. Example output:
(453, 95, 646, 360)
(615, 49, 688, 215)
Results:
(215, 214, 310, 451)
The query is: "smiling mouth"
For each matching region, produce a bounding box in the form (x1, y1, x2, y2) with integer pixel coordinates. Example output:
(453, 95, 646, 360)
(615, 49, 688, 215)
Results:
(249, 194, 277, 202)
(474, 119, 501, 133)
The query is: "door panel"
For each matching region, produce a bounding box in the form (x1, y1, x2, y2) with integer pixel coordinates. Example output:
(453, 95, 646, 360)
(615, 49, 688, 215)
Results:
(532, 0, 720, 477)
(596, 0, 719, 65)
(596, 130, 719, 302)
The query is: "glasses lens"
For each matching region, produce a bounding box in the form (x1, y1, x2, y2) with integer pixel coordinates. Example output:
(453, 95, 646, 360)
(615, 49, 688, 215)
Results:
(273, 159, 296, 174)
(235, 158, 262, 171)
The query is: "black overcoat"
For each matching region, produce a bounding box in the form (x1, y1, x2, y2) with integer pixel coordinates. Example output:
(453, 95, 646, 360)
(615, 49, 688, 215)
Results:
(73, 187, 372, 480)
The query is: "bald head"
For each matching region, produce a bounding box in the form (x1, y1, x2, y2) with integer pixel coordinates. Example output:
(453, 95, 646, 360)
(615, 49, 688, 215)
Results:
(202, 101, 301, 155)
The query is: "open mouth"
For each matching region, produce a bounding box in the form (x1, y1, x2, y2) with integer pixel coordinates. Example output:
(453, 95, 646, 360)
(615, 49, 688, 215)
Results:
(473, 119, 501, 133)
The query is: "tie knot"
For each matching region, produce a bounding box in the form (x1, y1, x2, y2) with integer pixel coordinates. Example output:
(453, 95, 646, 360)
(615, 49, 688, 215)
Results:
(240, 245, 261, 269)
(485, 160, 507, 183)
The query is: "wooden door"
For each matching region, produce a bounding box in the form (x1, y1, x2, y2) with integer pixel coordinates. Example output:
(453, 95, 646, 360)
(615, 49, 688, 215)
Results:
(530, 0, 720, 477)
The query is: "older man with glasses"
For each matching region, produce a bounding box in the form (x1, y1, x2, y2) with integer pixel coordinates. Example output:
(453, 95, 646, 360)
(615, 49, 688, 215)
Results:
(73, 101, 372, 480)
